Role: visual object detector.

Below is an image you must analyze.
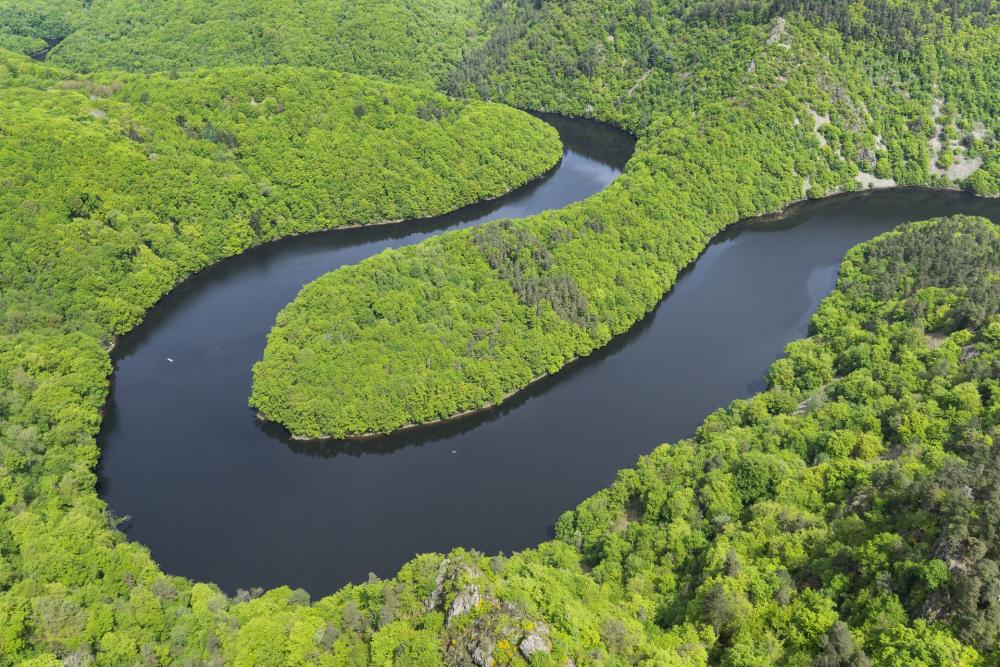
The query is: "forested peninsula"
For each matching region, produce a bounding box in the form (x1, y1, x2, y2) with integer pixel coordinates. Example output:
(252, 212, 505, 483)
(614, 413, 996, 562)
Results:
(1, 1, 1000, 665)
(20, 212, 1000, 664)
(251, 3, 1000, 438)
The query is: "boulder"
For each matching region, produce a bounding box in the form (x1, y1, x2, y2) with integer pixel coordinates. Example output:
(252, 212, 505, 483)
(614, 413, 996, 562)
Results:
(447, 585, 481, 626)
(519, 631, 551, 659)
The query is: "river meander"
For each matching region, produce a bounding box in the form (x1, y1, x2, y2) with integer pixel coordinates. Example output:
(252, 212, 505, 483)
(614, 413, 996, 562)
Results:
(99, 114, 999, 596)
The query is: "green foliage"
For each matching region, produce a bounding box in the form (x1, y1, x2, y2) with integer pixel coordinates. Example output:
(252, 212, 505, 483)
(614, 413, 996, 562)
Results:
(0, 0, 80, 56)
(253, 7, 999, 437)
(1, 0, 1000, 664)
(0, 47, 561, 665)
(0, 58, 560, 340)
(43, 0, 484, 86)
(45, 214, 997, 666)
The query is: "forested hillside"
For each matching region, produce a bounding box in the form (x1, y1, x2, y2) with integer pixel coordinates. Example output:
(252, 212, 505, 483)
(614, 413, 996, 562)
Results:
(0, 0, 483, 86)
(16, 215, 1000, 664)
(0, 47, 565, 664)
(2, 1, 1000, 665)
(252, 3, 1000, 438)
(0, 55, 559, 337)
(0, 0, 78, 56)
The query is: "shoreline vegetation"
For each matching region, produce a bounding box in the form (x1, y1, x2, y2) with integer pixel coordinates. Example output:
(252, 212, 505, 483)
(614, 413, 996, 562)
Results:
(2, 1, 1000, 664)
(257, 213, 1000, 663)
(266, 366, 563, 442)
(254, 184, 998, 441)
(102, 146, 567, 361)
(0, 57, 562, 340)
(249, 7, 1000, 439)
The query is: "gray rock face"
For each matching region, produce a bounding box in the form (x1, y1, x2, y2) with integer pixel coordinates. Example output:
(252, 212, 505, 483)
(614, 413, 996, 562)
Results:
(447, 585, 481, 626)
(519, 631, 551, 659)
(857, 147, 877, 171)
(471, 643, 495, 667)
(424, 559, 449, 611)
(766, 16, 790, 47)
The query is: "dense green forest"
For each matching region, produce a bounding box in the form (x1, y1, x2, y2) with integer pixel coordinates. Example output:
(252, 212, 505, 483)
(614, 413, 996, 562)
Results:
(0, 54, 559, 337)
(0, 46, 562, 665)
(0, 0, 483, 86)
(14, 213, 1000, 664)
(2, 0, 1000, 665)
(252, 2, 1000, 438)
(0, 0, 77, 56)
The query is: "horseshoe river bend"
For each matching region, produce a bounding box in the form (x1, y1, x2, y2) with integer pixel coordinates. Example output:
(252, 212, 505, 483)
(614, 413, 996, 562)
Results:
(98, 113, 1000, 596)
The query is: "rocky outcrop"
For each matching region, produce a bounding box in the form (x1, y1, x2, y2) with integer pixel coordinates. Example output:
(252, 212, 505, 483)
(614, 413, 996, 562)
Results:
(520, 627, 552, 659)
(429, 556, 557, 665)
(424, 558, 449, 612)
(766, 17, 791, 48)
(447, 584, 481, 626)
(855, 172, 896, 189)
(929, 96, 985, 182)
(857, 147, 877, 171)
(471, 640, 495, 667)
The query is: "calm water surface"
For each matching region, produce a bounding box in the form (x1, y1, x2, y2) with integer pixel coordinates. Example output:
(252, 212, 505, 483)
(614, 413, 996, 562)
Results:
(100, 115, 1000, 596)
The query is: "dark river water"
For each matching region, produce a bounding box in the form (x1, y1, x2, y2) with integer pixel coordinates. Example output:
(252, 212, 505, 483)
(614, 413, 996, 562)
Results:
(30, 36, 63, 62)
(100, 114, 1000, 597)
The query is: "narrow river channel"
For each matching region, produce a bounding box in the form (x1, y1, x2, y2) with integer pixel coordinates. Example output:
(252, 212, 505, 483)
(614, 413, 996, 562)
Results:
(99, 114, 1000, 596)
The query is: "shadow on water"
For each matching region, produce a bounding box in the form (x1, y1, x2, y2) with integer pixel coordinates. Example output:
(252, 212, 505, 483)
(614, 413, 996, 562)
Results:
(271, 187, 991, 460)
(270, 305, 665, 459)
(106, 113, 633, 361)
(99, 109, 999, 597)
(99, 114, 636, 595)
(30, 36, 63, 62)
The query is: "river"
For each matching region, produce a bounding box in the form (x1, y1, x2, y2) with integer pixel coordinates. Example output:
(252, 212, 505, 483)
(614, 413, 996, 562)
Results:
(99, 114, 1000, 596)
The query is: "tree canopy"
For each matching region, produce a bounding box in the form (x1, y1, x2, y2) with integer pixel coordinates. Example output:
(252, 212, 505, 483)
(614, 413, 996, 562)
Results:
(1, 1, 999, 664)
(1, 0, 485, 87)
(252, 4, 1000, 437)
